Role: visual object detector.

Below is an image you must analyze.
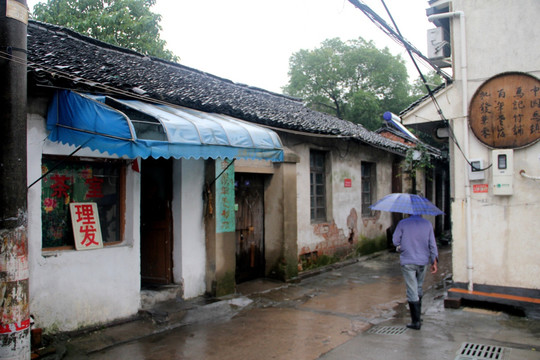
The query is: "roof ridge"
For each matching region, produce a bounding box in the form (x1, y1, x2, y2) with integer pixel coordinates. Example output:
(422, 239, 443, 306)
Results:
(28, 20, 302, 103)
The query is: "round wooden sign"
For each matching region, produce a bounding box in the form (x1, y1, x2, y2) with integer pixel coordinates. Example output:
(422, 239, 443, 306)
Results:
(469, 72, 540, 148)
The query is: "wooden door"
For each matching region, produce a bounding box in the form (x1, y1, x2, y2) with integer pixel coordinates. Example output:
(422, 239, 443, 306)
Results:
(141, 158, 173, 285)
(235, 174, 265, 283)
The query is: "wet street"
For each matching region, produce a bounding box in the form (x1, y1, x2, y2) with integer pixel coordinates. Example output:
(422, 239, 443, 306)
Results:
(67, 246, 539, 360)
(76, 248, 446, 359)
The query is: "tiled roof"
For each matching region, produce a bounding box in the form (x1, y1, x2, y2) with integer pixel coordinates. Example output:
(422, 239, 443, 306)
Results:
(27, 20, 409, 154)
(399, 82, 450, 116)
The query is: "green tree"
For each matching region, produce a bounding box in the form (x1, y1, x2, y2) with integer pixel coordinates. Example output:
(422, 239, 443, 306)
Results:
(402, 143, 433, 194)
(283, 37, 411, 130)
(411, 71, 444, 98)
(32, 0, 179, 62)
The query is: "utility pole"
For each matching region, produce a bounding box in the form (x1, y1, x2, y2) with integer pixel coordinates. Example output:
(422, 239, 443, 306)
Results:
(0, 0, 29, 359)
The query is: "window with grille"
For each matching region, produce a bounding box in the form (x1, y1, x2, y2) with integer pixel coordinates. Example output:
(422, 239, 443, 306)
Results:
(310, 150, 327, 222)
(361, 162, 376, 217)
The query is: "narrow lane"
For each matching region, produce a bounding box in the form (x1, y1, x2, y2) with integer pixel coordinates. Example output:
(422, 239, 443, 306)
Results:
(85, 248, 452, 360)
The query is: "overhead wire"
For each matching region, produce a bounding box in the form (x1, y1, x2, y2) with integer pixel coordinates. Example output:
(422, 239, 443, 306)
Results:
(0, 47, 178, 189)
(7, 17, 491, 170)
(348, 0, 492, 171)
(347, 0, 451, 81)
(0, 48, 178, 108)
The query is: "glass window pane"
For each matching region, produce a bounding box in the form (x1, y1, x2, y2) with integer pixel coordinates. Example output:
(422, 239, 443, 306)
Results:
(41, 158, 123, 248)
(132, 121, 168, 141)
(310, 150, 327, 221)
(361, 162, 376, 217)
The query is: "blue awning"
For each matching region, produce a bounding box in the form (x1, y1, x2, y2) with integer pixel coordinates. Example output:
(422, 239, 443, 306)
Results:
(46, 90, 284, 162)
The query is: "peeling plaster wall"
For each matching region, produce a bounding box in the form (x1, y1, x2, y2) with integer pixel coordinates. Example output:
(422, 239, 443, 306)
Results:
(27, 96, 141, 332)
(286, 134, 395, 261)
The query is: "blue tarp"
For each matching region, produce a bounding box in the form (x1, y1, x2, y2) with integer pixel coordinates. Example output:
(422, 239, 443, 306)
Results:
(47, 90, 284, 162)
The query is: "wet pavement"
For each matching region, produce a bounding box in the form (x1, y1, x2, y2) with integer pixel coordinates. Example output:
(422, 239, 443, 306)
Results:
(40, 246, 540, 359)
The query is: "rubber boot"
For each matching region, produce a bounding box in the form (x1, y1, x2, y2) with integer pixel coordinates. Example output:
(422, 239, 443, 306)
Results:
(406, 301, 421, 330)
(419, 295, 423, 323)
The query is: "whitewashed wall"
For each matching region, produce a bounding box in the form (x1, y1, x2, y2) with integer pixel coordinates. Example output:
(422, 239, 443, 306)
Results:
(172, 159, 206, 298)
(27, 96, 209, 331)
(27, 97, 141, 332)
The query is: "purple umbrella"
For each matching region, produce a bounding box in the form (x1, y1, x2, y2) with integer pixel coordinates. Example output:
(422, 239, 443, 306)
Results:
(370, 193, 444, 216)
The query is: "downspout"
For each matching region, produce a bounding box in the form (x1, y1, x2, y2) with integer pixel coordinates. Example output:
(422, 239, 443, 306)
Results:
(428, 9, 474, 291)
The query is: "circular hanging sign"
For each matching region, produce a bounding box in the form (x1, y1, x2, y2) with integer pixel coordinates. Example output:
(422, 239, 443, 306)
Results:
(469, 72, 540, 148)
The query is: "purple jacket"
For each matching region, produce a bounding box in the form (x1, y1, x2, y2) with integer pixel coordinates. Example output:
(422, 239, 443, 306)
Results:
(392, 215, 438, 266)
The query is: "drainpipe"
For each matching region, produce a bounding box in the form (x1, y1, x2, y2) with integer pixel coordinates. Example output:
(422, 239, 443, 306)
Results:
(428, 9, 474, 291)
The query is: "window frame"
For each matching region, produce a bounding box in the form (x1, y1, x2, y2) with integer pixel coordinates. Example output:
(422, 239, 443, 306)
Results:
(310, 150, 328, 223)
(361, 161, 376, 217)
(41, 155, 126, 251)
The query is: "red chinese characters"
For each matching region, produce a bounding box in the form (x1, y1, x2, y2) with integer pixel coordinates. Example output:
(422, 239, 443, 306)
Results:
(50, 174, 70, 198)
(69, 203, 103, 250)
(85, 177, 104, 198)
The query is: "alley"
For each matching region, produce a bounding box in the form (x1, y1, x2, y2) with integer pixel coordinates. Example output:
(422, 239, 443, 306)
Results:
(61, 246, 539, 360)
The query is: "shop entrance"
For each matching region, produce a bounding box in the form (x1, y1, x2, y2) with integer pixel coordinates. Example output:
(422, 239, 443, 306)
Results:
(235, 173, 265, 283)
(141, 158, 173, 285)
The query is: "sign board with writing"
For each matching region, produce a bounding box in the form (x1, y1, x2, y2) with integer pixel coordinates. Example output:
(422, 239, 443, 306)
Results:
(70, 202, 104, 250)
(344, 179, 352, 188)
(216, 160, 235, 233)
(469, 72, 540, 149)
(473, 184, 489, 193)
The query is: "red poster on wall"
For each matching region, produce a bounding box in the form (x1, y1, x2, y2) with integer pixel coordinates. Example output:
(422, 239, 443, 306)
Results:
(473, 184, 489, 193)
(344, 179, 352, 188)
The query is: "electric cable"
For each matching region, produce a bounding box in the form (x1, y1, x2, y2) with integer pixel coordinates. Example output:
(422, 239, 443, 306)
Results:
(349, 0, 492, 171)
(347, 0, 451, 81)
(519, 170, 540, 181)
(0, 49, 178, 107)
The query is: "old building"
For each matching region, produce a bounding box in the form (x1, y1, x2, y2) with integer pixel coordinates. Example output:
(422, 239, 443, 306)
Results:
(26, 20, 430, 332)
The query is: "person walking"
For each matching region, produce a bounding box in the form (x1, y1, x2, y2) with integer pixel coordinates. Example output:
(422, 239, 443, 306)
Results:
(392, 214, 438, 330)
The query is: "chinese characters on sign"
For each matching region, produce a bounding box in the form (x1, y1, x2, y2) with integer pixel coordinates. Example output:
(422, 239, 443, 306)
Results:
(216, 159, 235, 233)
(473, 184, 489, 193)
(69, 203, 104, 250)
(469, 72, 540, 148)
(41, 159, 121, 248)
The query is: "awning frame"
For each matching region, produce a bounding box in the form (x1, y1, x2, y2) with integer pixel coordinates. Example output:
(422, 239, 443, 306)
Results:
(46, 90, 284, 162)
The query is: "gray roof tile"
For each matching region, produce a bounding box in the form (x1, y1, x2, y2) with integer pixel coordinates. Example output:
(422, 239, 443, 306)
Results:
(27, 20, 408, 154)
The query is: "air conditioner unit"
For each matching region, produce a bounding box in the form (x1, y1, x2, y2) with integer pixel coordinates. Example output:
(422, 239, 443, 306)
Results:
(427, 27, 451, 68)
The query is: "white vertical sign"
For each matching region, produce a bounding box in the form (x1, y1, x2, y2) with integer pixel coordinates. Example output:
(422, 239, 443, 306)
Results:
(69, 202, 104, 250)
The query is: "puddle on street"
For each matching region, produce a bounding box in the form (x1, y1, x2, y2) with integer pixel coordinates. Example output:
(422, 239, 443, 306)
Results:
(300, 276, 405, 318)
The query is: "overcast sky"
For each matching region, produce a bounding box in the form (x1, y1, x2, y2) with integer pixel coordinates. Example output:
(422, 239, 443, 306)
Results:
(27, 0, 436, 93)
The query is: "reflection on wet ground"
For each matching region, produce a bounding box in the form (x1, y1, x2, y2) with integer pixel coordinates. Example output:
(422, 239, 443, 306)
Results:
(84, 250, 451, 359)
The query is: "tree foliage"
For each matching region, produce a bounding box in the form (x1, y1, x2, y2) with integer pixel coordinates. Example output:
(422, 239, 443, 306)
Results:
(283, 38, 412, 130)
(32, 0, 179, 62)
(411, 71, 445, 98)
(402, 143, 434, 194)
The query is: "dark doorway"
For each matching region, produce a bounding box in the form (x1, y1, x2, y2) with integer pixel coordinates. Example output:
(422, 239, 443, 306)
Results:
(235, 173, 265, 283)
(141, 158, 173, 285)
(388, 162, 404, 248)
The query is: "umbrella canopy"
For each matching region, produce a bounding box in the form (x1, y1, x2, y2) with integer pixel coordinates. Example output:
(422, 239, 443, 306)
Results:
(370, 193, 444, 216)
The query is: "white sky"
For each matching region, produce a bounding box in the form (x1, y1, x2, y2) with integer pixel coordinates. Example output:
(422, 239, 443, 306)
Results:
(27, 0, 436, 93)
